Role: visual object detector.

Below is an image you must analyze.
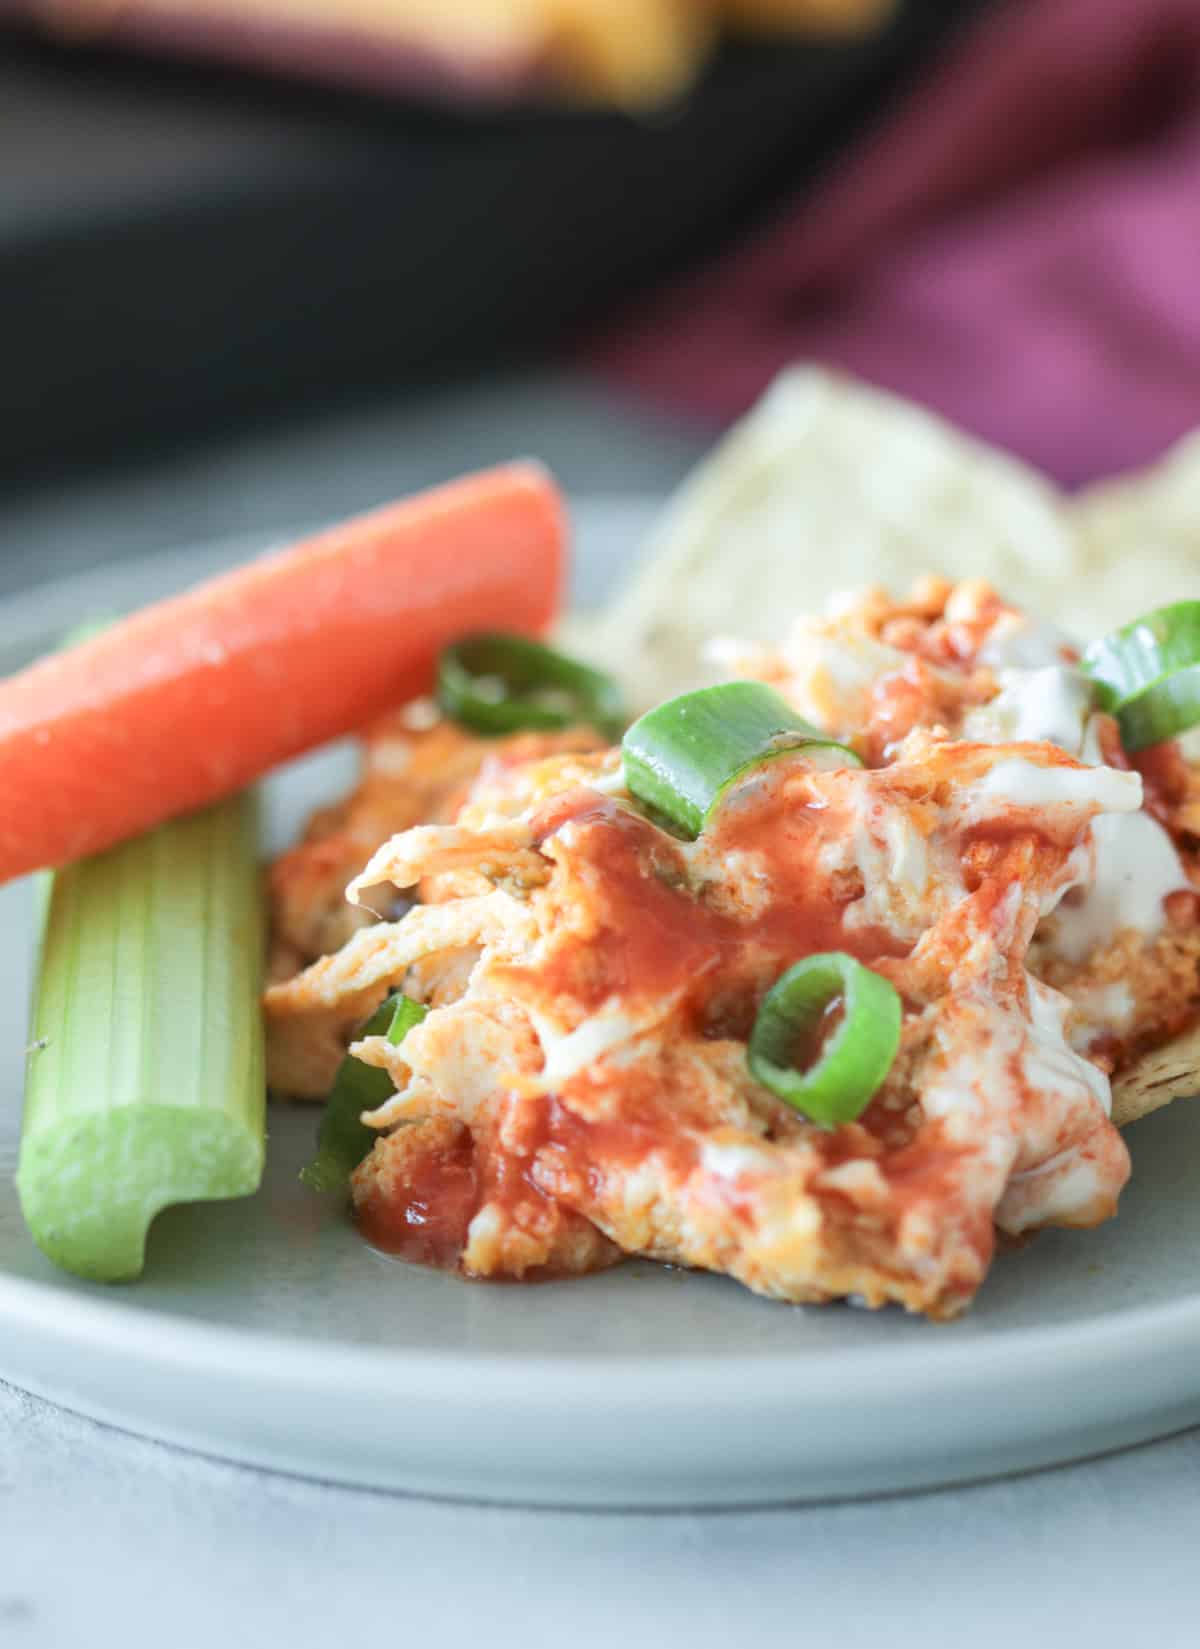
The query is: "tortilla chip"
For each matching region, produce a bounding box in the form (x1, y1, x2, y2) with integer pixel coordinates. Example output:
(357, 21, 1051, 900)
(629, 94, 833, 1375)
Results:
(1073, 428, 1200, 570)
(1071, 429, 1200, 655)
(587, 367, 1200, 711)
(1113, 1027, 1200, 1128)
(587, 369, 1073, 707)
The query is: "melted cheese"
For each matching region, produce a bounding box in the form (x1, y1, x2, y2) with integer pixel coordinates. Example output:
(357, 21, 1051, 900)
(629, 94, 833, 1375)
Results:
(883, 808, 930, 896)
(978, 613, 1076, 670)
(972, 758, 1141, 815)
(1067, 981, 1135, 1053)
(1027, 713, 1192, 960)
(961, 666, 1091, 753)
(840, 796, 943, 945)
(914, 977, 1113, 1235)
(1046, 810, 1192, 964)
(1023, 975, 1111, 1117)
(775, 621, 908, 732)
(1002, 1149, 1112, 1230)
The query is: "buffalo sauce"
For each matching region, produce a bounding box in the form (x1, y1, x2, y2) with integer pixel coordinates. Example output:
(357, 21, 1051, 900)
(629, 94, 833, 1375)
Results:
(356, 1126, 480, 1270)
(355, 1106, 600, 1281)
(531, 786, 908, 1016)
(357, 780, 914, 1273)
(706, 779, 910, 970)
(529, 794, 729, 1012)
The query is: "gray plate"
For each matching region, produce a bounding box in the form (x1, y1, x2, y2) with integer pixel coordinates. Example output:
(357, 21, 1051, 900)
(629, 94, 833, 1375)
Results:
(2, 502, 1200, 1507)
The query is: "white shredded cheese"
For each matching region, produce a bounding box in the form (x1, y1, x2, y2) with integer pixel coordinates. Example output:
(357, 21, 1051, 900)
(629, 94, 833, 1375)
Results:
(1001, 1150, 1110, 1231)
(883, 809, 929, 897)
(775, 622, 908, 731)
(1023, 976, 1112, 1117)
(1067, 981, 1135, 1054)
(1046, 810, 1191, 963)
(972, 758, 1141, 815)
(962, 666, 1091, 753)
(978, 613, 1076, 670)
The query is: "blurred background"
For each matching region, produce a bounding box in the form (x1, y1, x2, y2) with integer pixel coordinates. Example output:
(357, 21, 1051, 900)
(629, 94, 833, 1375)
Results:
(2, 0, 1198, 596)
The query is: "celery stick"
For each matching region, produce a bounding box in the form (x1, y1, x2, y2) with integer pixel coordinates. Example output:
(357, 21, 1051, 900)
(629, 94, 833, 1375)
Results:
(17, 794, 266, 1282)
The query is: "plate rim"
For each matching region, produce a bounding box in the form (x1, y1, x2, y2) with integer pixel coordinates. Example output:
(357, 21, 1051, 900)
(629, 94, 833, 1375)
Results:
(3, 1256, 1200, 1401)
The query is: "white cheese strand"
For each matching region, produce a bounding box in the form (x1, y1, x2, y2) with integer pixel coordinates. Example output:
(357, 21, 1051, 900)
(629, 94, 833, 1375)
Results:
(1023, 975, 1111, 1117)
(977, 612, 1077, 670)
(961, 665, 1091, 753)
(971, 757, 1142, 816)
(1036, 714, 1193, 963)
(1047, 811, 1192, 963)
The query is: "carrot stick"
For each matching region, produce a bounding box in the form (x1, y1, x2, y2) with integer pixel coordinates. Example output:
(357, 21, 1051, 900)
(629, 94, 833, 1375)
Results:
(0, 462, 566, 883)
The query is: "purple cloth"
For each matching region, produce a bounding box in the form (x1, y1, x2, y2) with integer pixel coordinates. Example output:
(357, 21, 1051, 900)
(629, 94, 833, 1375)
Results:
(590, 0, 1200, 486)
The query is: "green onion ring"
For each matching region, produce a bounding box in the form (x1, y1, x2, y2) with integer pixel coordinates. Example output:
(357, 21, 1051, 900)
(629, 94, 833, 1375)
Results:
(1081, 601, 1200, 752)
(621, 681, 861, 839)
(301, 993, 428, 1193)
(748, 953, 902, 1128)
(438, 632, 625, 739)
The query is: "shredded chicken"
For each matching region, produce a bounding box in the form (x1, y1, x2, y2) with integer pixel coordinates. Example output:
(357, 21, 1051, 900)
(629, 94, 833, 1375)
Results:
(267, 707, 604, 981)
(264, 579, 1200, 1315)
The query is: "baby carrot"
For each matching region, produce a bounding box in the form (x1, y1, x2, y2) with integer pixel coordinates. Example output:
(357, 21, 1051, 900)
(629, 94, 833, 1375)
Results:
(0, 462, 565, 884)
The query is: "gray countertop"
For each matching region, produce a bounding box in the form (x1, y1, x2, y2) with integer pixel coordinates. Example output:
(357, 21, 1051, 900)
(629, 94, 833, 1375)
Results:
(5, 1376, 1200, 1649)
(3, 373, 1198, 1647)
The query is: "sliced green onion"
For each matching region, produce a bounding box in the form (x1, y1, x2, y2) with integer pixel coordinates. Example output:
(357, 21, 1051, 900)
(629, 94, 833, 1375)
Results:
(17, 794, 266, 1282)
(1081, 601, 1200, 751)
(437, 631, 625, 739)
(300, 993, 427, 1194)
(748, 952, 902, 1128)
(622, 681, 861, 839)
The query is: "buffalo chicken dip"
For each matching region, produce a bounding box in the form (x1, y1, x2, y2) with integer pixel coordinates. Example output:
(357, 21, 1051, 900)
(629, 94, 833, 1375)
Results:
(264, 579, 1200, 1318)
